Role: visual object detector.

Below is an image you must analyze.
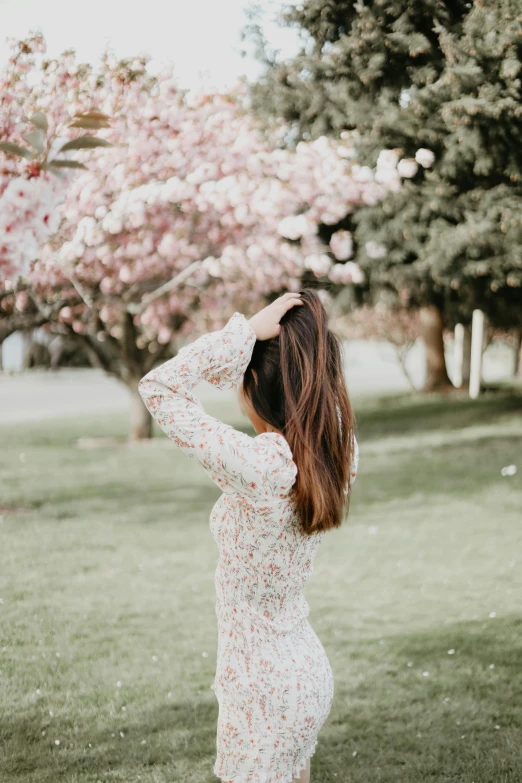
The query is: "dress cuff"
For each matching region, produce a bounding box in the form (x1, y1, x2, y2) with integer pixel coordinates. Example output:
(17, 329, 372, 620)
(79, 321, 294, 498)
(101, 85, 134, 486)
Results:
(225, 311, 258, 344)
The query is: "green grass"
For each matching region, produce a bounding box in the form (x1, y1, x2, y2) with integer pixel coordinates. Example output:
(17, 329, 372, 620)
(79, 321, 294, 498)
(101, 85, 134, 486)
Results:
(1, 389, 522, 783)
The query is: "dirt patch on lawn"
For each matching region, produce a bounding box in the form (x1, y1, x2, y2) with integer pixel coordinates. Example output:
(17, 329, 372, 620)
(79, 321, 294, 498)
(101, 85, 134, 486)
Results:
(0, 503, 34, 517)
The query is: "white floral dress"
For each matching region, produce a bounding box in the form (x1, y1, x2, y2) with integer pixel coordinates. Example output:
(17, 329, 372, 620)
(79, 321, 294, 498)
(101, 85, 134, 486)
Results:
(138, 312, 358, 783)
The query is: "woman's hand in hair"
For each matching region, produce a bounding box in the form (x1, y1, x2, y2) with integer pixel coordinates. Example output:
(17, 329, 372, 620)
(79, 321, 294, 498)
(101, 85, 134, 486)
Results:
(248, 292, 303, 340)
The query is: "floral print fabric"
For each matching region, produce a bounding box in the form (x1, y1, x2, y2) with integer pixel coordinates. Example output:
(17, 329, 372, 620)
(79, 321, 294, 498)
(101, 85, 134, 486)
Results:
(138, 312, 359, 783)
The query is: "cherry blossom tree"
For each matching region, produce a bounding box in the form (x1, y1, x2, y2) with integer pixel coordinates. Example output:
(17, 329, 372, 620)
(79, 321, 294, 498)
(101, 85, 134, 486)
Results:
(1, 37, 386, 439)
(0, 33, 112, 281)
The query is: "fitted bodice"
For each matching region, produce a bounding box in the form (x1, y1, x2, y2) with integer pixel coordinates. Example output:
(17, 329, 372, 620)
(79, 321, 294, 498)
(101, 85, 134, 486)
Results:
(210, 492, 324, 643)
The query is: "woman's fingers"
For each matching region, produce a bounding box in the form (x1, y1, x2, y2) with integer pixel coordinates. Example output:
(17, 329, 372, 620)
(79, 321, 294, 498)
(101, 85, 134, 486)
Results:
(278, 292, 303, 314)
(248, 292, 303, 340)
(278, 292, 302, 306)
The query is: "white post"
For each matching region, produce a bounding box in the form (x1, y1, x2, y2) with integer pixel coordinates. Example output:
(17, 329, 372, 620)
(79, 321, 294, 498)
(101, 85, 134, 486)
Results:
(453, 323, 464, 388)
(469, 309, 484, 399)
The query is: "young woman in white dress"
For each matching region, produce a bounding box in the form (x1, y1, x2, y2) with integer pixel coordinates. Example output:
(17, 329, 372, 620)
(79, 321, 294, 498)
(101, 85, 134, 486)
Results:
(139, 289, 358, 783)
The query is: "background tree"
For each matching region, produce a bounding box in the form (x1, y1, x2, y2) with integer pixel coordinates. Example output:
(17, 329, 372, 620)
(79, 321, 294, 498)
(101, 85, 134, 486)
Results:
(248, 0, 522, 391)
(332, 303, 420, 391)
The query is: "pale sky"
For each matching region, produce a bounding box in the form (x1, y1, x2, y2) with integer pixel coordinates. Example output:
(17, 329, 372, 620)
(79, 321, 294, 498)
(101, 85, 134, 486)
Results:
(0, 0, 299, 90)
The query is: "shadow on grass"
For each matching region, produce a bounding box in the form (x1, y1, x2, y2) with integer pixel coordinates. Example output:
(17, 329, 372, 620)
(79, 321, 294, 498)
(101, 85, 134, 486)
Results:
(1, 406, 255, 450)
(0, 697, 218, 782)
(319, 615, 522, 782)
(52, 481, 219, 522)
(2, 479, 220, 525)
(355, 390, 522, 444)
(2, 618, 521, 783)
(353, 430, 522, 509)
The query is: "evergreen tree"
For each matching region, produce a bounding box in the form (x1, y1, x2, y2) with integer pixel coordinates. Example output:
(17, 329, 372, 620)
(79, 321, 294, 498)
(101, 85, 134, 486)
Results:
(249, 0, 522, 390)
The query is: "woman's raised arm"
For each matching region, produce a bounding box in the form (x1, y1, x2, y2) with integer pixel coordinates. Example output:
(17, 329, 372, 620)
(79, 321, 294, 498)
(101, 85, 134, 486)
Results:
(138, 312, 296, 500)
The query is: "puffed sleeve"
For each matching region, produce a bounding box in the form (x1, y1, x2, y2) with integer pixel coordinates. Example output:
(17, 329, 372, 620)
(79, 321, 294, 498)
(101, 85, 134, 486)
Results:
(138, 312, 296, 500)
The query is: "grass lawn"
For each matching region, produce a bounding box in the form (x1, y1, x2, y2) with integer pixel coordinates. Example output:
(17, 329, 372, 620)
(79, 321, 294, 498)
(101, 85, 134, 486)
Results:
(1, 388, 521, 783)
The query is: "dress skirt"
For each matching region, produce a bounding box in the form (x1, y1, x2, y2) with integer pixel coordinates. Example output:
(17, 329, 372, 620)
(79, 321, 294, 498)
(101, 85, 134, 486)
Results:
(213, 609, 334, 783)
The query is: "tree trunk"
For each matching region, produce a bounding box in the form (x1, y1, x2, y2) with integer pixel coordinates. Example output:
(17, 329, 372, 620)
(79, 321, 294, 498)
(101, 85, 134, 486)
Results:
(513, 327, 522, 378)
(129, 383, 153, 440)
(420, 305, 452, 391)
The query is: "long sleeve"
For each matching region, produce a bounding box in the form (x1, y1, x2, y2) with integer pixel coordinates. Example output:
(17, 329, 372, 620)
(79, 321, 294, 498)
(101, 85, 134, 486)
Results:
(138, 312, 296, 500)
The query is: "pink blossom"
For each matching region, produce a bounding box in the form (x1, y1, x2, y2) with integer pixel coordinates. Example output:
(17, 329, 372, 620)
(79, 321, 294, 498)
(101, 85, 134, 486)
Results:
(329, 230, 353, 261)
(304, 254, 332, 277)
(415, 148, 435, 168)
(375, 167, 401, 191)
(0, 175, 69, 278)
(278, 215, 317, 241)
(15, 291, 29, 310)
(397, 158, 419, 179)
(157, 233, 178, 259)
(365, 241, 387, 260)
(328, 262, 365, 285)
(376, 149, 399, 170)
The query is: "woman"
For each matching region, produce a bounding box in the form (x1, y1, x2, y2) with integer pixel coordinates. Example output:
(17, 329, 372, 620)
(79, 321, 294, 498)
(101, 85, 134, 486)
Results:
(138, 289, 358, 783)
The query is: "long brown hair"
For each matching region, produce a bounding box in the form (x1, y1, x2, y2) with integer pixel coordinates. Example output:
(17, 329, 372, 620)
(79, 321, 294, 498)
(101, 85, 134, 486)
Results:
(243, 289, 356, 535)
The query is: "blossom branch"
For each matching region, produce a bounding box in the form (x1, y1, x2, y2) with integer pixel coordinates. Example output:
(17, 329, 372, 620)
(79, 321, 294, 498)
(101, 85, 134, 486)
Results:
(126, 260, 202, 316)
